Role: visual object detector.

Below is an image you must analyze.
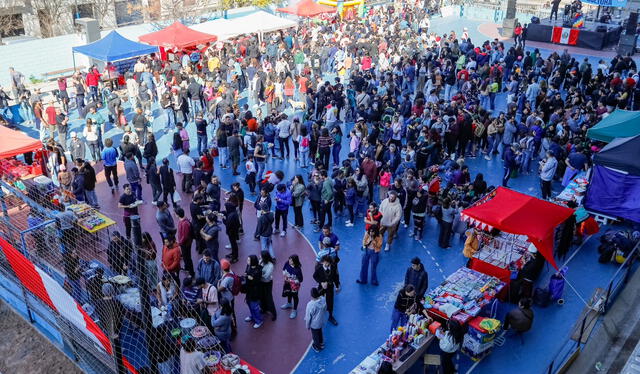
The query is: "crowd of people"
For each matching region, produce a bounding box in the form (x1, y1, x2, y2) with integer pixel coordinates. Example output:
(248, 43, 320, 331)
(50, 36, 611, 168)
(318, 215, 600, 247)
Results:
(2, 1, 638, 373)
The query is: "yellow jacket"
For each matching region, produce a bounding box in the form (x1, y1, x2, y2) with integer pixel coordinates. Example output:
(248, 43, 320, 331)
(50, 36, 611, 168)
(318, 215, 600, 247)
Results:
(463, 231, 480, 258)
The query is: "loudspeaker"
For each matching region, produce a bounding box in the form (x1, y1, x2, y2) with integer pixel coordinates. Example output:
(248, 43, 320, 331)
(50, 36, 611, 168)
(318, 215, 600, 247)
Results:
(563, 20, 573, 28)
(531, 16, 540, 24)
(564, 4, 571, 16)
(628, 12, 638, 34)
(617, 34, 637, 56)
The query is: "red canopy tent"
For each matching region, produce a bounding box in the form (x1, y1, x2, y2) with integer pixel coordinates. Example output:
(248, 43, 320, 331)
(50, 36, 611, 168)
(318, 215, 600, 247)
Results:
(460, 187, 574, 270)
(276, 0, 336, 17)
(138, 21, 217, 50)
(0, 126, 42, 159)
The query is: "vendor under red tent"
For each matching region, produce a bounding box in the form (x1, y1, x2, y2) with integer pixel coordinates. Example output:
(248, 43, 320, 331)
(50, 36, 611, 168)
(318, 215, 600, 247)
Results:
(460, 187, 575, 270)
(138, 21, 217, 51)
(276, 0, 336, 17)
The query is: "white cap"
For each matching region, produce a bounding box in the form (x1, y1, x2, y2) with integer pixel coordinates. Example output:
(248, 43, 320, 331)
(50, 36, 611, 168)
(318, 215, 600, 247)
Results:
(70, 131, 77, 138)
(527, 242, 538, 253)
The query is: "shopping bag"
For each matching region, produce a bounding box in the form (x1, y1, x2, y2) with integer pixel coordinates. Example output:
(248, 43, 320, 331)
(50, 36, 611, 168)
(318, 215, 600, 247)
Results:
(172, 191, 182, 203)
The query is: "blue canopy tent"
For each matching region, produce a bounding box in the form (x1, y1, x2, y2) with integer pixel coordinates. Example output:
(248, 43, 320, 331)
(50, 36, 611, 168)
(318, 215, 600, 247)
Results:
(586, 109, 640, 143)
(72, 31, 159, 63)
(584, 135, 640, 223)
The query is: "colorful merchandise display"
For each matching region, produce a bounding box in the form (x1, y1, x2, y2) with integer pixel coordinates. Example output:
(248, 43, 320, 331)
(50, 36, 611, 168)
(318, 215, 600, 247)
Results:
(461, 316, 502, 361)
(0, 158, 43, 180)
(473, 232, 530, 269)
(554, 172, 588, 206)
(67, 203, 116, 233)
(351, 314, 434, 374)
(424, 268, 505, 323)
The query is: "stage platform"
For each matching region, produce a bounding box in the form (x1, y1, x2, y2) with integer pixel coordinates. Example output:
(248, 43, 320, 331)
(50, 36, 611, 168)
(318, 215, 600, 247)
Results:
(526, 20, 622, 50)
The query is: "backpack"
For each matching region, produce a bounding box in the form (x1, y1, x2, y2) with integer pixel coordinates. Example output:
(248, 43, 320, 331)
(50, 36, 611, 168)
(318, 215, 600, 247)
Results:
(301, 136, 310, 148)
(224, 272, 242, 296)
(533, 287, 551, 307)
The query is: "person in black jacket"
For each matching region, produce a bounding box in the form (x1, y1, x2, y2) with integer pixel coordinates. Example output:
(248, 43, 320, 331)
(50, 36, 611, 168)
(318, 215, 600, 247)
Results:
(255, 203, 275, 258)
(244, 254, 264, 328)
(390, 284, 418, 332)
(143, 133, 158, 167)
(404, 257, 428, 298)
(313, 255, 340, 326)
(222, 201, 241, 263)
(146, 159, 162, 205)
(107, 231, 133, 275)
(411, 188, 429, 240)
(159, 158, 177, 208)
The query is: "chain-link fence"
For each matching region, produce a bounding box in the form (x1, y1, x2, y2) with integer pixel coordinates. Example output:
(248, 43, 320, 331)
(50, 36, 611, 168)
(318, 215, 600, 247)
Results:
(0, 164, 236, 373)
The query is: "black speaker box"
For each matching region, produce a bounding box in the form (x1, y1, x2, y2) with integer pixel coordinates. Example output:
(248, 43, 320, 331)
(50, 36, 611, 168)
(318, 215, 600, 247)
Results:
(617, 34, 637, 56)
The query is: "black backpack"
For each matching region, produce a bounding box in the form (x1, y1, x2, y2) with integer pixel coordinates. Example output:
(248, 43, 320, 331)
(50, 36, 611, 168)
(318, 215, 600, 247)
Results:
(533, 287, 551, 307)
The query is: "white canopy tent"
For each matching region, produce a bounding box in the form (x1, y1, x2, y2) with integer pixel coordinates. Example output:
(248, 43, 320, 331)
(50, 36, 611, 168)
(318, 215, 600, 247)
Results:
(236, 11, 298, 34)
(192, 11, 297, 43)
(190, 18, 245, 41)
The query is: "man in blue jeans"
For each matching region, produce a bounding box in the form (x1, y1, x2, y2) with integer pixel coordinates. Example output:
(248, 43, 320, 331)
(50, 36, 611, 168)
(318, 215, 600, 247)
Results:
(124, 152, 143, 201)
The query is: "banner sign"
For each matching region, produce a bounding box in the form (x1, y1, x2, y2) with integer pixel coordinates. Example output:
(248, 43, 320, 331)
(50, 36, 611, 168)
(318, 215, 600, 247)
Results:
(582, 0, 627, 7)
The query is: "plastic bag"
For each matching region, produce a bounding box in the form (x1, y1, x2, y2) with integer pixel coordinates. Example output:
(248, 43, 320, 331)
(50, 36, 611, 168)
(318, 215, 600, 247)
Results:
(548, 266, 568, 302)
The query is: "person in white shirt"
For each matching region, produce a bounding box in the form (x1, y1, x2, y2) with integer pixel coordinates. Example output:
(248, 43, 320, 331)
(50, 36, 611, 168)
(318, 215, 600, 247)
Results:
(277, 115, 292, 159)
(126, 74, 139, 110)
(379, 191, 403, 251)
(177, 151, 195, 193)
(83, 119, 101, 161)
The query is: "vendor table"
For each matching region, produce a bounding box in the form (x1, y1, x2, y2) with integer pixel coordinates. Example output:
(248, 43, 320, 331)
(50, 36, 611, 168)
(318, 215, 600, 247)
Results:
(470, 232, 531, 284)
(351, 335, 435, 374)
(424, 268, 504, 324)
(208, 360, 262, 374)
(67, 203, 116, 233)
(392, 335, 435, 373)
(554, 171, 588, 206)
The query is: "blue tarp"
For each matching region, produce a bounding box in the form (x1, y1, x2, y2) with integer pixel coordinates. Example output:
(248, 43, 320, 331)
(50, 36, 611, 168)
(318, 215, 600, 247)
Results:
(585, 165, 640, 223)
(72, 31, 159, 62)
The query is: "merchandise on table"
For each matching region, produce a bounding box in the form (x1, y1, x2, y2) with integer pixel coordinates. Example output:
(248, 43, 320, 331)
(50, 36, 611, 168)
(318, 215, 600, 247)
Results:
(424, 268, 504, 321)
(67, 203, 115, 232)
(351, 314, 433, 374)
(554, 172, 588, 206)
(473, 232, 531, 270)
(461, 316, 502, 361)
(0, 158, 43, 179)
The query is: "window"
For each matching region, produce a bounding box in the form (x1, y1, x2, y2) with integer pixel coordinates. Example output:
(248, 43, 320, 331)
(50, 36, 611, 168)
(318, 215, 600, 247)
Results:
(76, 4, 95, 19)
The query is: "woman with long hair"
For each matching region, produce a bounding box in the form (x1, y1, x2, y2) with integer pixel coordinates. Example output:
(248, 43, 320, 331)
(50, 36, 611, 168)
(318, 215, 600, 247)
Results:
(259, 251, 277, 321)
(291, 175, 307, 229)
(437, 320, 465, 374)
(281, 254, 303, 319)
(83, 119, 101, 161)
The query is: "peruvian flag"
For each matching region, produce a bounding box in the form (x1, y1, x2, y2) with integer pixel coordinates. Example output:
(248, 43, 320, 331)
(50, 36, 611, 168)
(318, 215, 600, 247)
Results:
(551, 27, 579, 45)
(0, 237, 138, 373)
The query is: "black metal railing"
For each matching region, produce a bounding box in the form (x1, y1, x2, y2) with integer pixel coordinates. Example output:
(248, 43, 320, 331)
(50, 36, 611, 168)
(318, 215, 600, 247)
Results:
(544, 240, 640, 374)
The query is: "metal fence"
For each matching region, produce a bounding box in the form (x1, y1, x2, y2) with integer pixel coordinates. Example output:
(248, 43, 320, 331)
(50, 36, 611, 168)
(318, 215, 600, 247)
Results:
(0, 179, 119, 374)
(544, 240, 640, 374)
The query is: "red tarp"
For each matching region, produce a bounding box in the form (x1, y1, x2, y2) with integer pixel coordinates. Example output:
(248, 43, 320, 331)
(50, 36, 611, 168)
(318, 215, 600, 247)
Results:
(277, 0, 336, 17)
(461, 187, 574, 270)
(139, 21, 217, 50)
(0, 126, 42, 159)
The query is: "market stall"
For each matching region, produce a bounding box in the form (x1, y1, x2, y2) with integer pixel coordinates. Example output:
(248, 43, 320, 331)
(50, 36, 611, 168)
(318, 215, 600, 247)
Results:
(0, 126, 44, 180)
(190, 18, 242, 41)
(351, 314, 435, 374)
(423, 267, 505, 324)
(468, 232, 533, 284)
(72, 31, 159, 65)
(554, 171, 589, 207)
(586, 109, 640, 142)
(66, 203, 116, 234)
(584, 135, 640, 223)
(460, 187, 575, 270)
(139, 21, 217, 61)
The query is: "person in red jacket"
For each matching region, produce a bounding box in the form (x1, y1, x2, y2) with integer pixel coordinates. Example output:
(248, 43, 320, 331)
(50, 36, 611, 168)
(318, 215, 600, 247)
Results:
(85, 66, 101, 102)
(162, 236, 181, 284)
